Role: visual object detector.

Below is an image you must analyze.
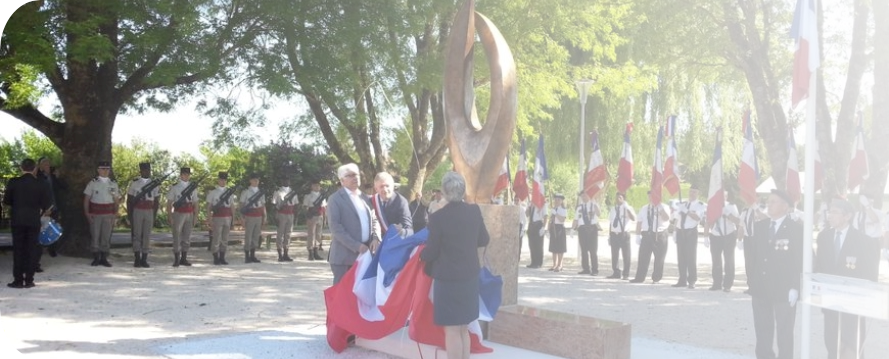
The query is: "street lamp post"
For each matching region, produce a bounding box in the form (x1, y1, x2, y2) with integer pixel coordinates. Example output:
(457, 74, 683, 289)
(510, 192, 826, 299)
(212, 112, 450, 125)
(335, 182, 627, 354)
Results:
(576, 79, 594, 195)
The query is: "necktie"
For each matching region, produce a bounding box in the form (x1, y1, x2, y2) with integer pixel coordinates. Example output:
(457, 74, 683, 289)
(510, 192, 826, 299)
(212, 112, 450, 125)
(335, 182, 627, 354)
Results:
(834, 230, 843, 262)
(770, 221, 777, 237)
(613, 206, 620, 228)
(649, 207, 655, 233)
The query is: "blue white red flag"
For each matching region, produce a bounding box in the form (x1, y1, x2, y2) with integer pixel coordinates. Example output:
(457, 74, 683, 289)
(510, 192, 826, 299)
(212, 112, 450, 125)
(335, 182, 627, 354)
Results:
(531, 134, 548, 209)
(616, 123, 634, 193)
(663, 116, 680, 196)
(706, 130, 724, 225)
(583, 130, 607, 198)
(790, 0, 820, 109)
(650, 126, 665, 205)
(493, 156, 510, 197)
(513, 137, 529, 201)
(739, 111, 759, 206)
(786, 128, 801, 204)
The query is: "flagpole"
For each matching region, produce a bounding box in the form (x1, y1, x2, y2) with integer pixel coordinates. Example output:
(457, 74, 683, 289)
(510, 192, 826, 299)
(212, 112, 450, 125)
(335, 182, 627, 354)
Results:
(800, 44, 817, 359)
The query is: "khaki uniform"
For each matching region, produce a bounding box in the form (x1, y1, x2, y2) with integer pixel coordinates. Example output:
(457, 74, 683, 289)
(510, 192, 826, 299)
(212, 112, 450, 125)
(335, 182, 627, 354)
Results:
(272, 187, 298, 251)
(127, 177, 159, 253)
(239, 187, 265, 251)
(83, 178, 120, 252)
(206, 186, 236, 254)
(302, 190, 325, 250)
(166, 181, 198, 253)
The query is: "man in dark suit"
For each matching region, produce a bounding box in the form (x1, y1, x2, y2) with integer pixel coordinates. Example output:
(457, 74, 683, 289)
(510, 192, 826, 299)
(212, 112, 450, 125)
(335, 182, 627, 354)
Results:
(748, 189, 803, 359)
(3, 159, 52, 288)
(814, 198, 880, 359)
(36, 157, 67, 259)
(327, 163, 381, 284)
(371, 172, 413, 237)
(409, 192, 427, 232)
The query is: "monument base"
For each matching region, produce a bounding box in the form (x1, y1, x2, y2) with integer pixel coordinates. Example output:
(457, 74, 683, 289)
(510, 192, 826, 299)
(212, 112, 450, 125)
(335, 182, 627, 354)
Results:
(355, 327, 563, 359)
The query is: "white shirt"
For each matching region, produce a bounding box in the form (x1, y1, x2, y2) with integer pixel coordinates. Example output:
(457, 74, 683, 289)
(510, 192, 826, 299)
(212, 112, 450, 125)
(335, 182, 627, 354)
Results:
(550, 206, 567, 225)
(518, 200, 528, 228)
(609, 203, 636, 233)
(710, 202, 739, 236)
(206, 186, 236, 208)
(272, 186, 299, 207)
(239, 187, 265, 208)
(638, 203, 671, 232)
(127, 177, 158, 201)
(166, 180, 197, 205)
(302, 191, 326, 209)
(529, 204, 549, 223)
(83, 177, 120, 204)
(575, 201, 600, 226)
(673, 200, 706, 229)
(346, 188, 370, 242)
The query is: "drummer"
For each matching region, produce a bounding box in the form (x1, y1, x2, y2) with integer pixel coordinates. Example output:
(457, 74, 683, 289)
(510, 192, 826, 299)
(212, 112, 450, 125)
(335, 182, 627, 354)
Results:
(2, 158, 52, 289)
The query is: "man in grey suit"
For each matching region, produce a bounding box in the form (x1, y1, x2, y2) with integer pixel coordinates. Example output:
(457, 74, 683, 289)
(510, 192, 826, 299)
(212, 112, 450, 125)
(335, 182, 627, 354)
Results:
(327, 163, 381, 284)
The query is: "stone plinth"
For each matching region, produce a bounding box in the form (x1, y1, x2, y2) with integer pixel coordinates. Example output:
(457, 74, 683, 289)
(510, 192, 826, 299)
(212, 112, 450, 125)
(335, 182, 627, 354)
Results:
(488, 305, 631, 359)
(477, 204, 520, 306)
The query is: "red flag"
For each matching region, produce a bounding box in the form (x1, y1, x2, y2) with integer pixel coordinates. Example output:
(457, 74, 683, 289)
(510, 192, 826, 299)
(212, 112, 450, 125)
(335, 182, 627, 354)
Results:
(786, 129, 801, 204)
(513, 137, 529, 201)
(583, 130, 607, 198)
(663, 116, 680, 196)
(739, 111, 759, 205)
(616, 123, 634, 193)
(706, 130, 724, 225)
(650, 126, 665, 205)
(790, 0, 820, 109)
(493, 156, 510, 197)
(531, 134, 548, 209)
(848, 113, 869, 191)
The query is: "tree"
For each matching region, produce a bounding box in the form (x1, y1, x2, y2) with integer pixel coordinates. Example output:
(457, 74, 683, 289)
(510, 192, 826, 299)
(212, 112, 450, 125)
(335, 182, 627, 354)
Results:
(0, 0, 263, 255)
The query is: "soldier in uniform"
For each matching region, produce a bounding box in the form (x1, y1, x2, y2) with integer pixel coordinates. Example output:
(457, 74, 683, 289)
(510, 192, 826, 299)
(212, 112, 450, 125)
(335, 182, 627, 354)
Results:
(83, 161, 120, 267)
(239, 173, 265, 263)
(272, 177, 298, 262)
(206, 171, 235, 265)
(166, 167, 198, 267)
(126, 162, 159, 268)
(302, 181, 326, 260)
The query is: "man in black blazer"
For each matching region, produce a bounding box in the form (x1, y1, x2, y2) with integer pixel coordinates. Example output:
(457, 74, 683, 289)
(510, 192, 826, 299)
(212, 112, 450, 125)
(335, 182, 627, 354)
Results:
(371, 172, 413, 237)
(2, 159, 52, 288)
(748, 189, 802, 359)
(814, 198, 880, 359)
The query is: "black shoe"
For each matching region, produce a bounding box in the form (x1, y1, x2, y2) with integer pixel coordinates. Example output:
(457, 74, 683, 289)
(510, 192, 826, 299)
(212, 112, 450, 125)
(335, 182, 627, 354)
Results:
(284, 249, 294, 262)
(141, 253, 150, 268)
(250, 250, 261, 263)
(622, 276, 629, 280)
(219, 252, 229, 265)
(525, 264, 540, 269)
(23, 281, 35, 288)
(213, 253, 221, 265)
(709, 286, 721, 291)
(578, 270, 591, 274)
(35, 266, 44, 273)
(672, 283, 687, 288)
(134, 252, 142, 268)
(245, 251, 251, 264)
(91, 253, 100, 266)
(651, 280, 660, 284)
(7, 281, 24, 289)
(688, 284, 696, 289)
(590, 271, 598, 276)
(312, 248, 324, 260)
(48, 248, 58, 257)
(629, 279, 645, 283)
(174, 253, 181, 267)
(606, 274, 621, 279)
(99, 252, 112, 267)
(277, 249, 284, 262)
(179, 252, 192, 266)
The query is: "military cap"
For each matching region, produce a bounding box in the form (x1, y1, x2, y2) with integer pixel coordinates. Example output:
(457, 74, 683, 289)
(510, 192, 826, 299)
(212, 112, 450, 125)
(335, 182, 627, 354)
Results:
(218, 171, 228, 180)
(180, 167, 191, 174)
(248, 172, 260, 179)
(139, 162, 151, 170)
(97, 161, 111, 168)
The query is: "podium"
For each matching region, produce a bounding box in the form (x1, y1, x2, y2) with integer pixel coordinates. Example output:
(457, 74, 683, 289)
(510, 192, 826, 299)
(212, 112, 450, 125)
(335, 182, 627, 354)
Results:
(802, 273, 889, 359)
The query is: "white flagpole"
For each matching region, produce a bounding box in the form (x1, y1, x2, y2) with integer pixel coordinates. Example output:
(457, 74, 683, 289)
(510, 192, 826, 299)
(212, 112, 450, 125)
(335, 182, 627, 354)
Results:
(800, 34, 817, 359)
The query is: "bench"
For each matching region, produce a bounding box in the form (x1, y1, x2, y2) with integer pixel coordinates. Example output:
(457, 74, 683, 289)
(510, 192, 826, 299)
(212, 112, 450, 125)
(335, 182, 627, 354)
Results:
(488, 305, 630, 359)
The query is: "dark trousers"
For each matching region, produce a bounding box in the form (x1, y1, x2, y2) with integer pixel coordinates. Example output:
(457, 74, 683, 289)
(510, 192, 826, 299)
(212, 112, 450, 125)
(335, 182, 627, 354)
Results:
(11, 226, 40, 283)
(675, 228, 698, 285)
(752, 296, 796, 359)
(743, 235, 755, 283)
(578, 225, 598, 273)
(634, 231, 668, 282)
(710, 232, 737, 289)
(824, 310, 867, 359)
(609, 232, 631, 277)
(527, 221, 544, 267)
(518, 224, 525, 258)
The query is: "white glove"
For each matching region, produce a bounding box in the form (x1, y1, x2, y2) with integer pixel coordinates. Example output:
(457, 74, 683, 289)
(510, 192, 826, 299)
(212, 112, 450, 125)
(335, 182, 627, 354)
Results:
(704, 236, 710, 248)
(882, 248, 889, 260)
(40, 216, 51, 230)
(635, 235, 641, 245)
(788, 289, 799, 307)
(539, 228, 545, 237)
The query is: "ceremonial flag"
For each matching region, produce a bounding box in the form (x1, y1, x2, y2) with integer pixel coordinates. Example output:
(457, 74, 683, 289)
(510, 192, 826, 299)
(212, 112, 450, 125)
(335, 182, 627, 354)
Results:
(848, 112, 869, 191)
(706, 130, 724, 225)
(739, 111, 760, 205)
(583, 130, 607, 198)
(786, 129, 801, 204)
(650, 126, 665, 205)
(493, 156, 510, 197)
(513, 137, 529, 201)
(531, 134, 548, 209)
(790, 0, 820, 109)
(616, 123, 634, 193)
(663, 116, 681, 196)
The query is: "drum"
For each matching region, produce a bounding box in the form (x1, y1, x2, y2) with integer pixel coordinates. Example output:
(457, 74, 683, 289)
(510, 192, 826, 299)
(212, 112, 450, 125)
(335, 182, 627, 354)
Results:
(39, 219, 63, 246)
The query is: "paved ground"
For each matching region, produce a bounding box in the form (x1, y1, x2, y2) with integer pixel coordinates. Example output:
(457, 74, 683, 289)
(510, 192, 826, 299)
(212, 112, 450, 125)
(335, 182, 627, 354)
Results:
(0, 230, 887, 358)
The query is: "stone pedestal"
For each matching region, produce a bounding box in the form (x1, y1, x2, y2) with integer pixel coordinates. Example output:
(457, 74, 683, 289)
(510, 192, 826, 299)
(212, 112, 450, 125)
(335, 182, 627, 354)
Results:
(488, 305, 631, 359)
(477, 204, 520, 306)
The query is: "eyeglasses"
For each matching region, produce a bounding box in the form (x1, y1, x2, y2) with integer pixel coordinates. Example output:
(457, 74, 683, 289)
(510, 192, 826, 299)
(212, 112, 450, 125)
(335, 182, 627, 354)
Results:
(98, 167, 111, 170)
(343, 173, 359, 178)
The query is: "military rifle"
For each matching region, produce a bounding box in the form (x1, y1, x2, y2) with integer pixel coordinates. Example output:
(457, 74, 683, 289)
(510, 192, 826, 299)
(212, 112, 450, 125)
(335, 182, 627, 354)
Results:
(307, 187, 332, 217)
(172, 174, 209, 209)
(131, 171, 174, 204)
(239, 189, 265, 215)
(212, 183, 242, 215)
(277, 189, 299, 209)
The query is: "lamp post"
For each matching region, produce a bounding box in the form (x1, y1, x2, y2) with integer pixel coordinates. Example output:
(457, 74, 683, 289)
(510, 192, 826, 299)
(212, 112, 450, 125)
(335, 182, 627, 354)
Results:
(576, 79, 594, 194)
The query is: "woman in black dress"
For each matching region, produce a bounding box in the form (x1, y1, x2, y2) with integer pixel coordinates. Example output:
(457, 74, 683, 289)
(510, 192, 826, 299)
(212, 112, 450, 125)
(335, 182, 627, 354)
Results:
(420, 172, 490, 359)
(548, 194, 568, 272)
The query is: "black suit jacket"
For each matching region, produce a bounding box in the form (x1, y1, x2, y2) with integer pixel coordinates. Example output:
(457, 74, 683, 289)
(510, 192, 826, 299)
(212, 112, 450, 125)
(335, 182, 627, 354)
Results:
(748, 216, 803, 302)
(373, 192, 413, 236)
(814, 227, 880, 282)
(421, 201, 490, 281)
(2, 173, 52, 228)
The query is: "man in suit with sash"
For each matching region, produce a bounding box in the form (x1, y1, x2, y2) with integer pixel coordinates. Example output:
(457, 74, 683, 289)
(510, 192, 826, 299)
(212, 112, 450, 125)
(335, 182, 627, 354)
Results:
(327, 163, 381, 285)
(748, 189, 802, 359)
(814, 198, 880, 359)
(371, 172, 413, 238)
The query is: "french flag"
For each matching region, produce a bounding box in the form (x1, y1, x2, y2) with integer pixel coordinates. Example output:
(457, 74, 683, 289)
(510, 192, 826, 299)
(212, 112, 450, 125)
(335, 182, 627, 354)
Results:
(513, 137, 530, 201)
(790, 0, 820, 109)
(650, 126, 665, 205)
(739, 111, 759, 206)
(663, 116, 680, 197)
(583, 130, 607, 198)
(706, 130, 724, 225)
(785, 128, 801, 204)
(493, 156, 510, 198)
(531, 134, 548, 209)
(847, 112, 869, 191)
(616, 123, 634, 194)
